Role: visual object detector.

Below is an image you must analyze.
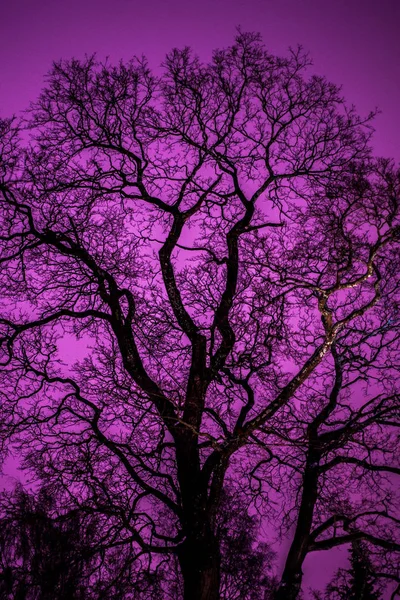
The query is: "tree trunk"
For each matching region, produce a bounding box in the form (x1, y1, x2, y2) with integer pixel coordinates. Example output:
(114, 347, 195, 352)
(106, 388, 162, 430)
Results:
(177, 533, 221, 600)
(274, 569, 303, 600)
(274, 450, 321, 600)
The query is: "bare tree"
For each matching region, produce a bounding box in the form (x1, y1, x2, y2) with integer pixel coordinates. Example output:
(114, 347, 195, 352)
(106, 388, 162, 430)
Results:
(270, 164, 400, 598)
(0, 32, 399, 599)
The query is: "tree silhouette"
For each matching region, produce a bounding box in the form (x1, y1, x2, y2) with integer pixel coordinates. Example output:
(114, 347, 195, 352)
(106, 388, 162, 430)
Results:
(348, 542, 380, 600)
(0, 32, 399, 599)
(0, 484, 275, 599)
(0, 486, 91, 599)
(321, 541, 384, 600)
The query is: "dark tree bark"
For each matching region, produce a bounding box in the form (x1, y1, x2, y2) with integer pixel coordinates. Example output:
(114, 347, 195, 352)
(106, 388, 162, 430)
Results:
(177, 527, 221, 600)
(275, 452, 320, 600)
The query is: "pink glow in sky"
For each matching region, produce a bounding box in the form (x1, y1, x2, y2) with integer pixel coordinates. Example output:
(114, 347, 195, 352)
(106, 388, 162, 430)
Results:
(1, 2, 399, 597)
(1, 0, 399, 161)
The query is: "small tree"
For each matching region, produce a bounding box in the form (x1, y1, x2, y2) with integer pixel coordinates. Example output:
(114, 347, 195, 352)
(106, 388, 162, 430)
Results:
(323, 542, 383, 600)
(0, 486, 90, 599)
(0, 485, 180, 600)
(348, 542, 380, 600)
(217, 489, 276, 599)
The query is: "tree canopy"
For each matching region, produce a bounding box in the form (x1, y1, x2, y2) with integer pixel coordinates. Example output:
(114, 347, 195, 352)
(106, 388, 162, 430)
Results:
(0, 32, 399, 599)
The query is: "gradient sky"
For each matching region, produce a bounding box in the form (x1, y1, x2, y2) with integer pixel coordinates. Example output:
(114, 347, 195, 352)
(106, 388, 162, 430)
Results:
(1, 0, 399, 596)
(1, 0, 400, 161)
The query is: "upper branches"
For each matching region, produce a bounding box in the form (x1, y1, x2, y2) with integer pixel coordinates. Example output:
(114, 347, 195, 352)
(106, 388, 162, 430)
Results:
(0, 33, 399, 596)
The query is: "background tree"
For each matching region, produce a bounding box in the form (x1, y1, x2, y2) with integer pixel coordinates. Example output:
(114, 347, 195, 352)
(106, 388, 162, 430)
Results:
(0, 483, 275, 599)
(0, 32, 399, 599)
(0, 485, 92, 599)
(347, 541, 380, 600)
(216, 489, 276, 599)
(0, 484, 183, 599)
(321, 541, 385, 600)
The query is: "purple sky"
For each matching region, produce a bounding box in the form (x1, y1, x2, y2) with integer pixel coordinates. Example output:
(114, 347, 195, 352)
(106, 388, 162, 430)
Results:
(1, 1, 399, 596)
(1, 0, 399, 161)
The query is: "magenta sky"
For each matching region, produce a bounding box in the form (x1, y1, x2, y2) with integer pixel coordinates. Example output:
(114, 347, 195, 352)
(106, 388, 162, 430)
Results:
(1, 1, 398, 597)
(1, 0, 399, 161)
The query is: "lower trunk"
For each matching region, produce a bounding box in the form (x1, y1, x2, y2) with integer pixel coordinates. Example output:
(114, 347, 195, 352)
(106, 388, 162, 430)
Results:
(178, 535, 221, 600)
(274, 569, 303, 600)
(274, 452, 320, 600)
